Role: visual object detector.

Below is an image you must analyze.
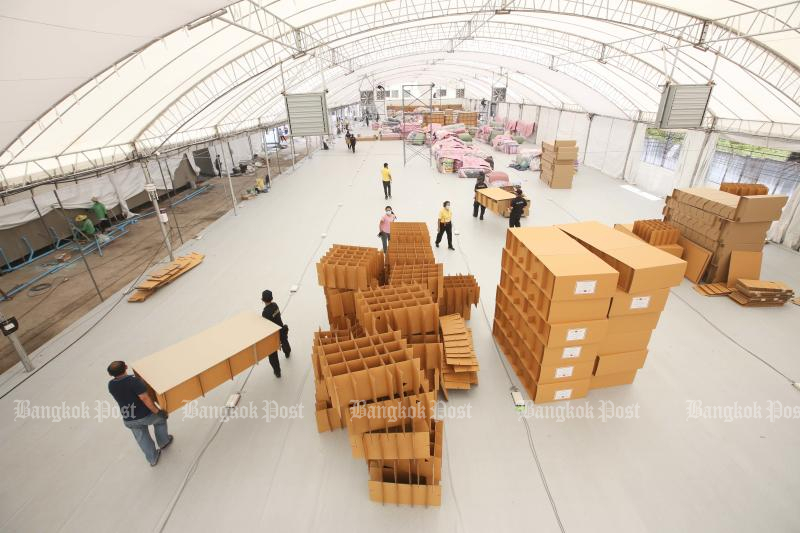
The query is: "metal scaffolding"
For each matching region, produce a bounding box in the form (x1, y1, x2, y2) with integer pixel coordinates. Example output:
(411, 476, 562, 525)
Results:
(401, 84, 434, 167)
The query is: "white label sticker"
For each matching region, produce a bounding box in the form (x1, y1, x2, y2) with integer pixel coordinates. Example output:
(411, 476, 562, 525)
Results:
(630, 296, 651, 309)
(554, 389, 573, 400)
(555, 366, 574, 378)
(561, 346, 582, 359)
(574, 280, 597, 295)
(566, 328, 587, 341)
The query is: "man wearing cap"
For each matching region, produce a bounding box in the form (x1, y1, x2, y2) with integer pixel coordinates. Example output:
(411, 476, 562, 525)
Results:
(509, 188, 528, 228)
(261, 290, 291, 378)
(74, 214, 96, 239)
(107, 360, 173, 467)
(90, 196, 111, 233)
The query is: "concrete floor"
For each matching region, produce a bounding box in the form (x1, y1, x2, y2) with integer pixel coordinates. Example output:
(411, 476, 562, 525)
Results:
(1, 132, 799, 533)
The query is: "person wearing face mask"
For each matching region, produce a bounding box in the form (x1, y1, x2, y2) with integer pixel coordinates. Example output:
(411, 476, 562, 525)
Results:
(378, 206, 396, 253)
(435, 201, 455, 250)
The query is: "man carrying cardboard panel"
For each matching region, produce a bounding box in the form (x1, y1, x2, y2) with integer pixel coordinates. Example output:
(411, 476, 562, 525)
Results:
(262, 290, 291, 378)
(107, 361, 173, 467)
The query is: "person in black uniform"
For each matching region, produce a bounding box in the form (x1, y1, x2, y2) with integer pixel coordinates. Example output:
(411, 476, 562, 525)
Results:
(509, 188, 528, 228)
(261, 289, 291, 378)
(473, 176, 488, 220)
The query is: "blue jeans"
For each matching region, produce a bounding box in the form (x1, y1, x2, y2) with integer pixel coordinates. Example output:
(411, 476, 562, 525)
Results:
(123, 412, 169, 465)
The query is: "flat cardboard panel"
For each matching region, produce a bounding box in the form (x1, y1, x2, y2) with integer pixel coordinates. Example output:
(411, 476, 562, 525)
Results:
(726, 250, 763, 288)
(735, 195, 788, 222)
(679, 237, 712, 283)
(594, 350, 648, 375)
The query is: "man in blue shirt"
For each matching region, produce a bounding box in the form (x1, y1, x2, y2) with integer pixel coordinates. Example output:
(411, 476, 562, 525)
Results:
(107, 361, 173, 466)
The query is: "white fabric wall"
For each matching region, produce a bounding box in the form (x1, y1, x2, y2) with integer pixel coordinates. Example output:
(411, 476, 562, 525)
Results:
(584, 117, 635, 179)
(536, 108, 561, 145)
(520, 105, 538, 123)
(555, 111, 590, 155)
(623, 122, 648, 184)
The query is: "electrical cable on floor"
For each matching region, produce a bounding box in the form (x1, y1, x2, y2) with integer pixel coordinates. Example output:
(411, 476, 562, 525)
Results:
(154, 169, 342, 533)
(455, 232, 567, 533)
(668, 289, 796, 384)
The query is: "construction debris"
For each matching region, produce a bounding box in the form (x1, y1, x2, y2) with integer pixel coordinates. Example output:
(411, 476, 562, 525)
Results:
(128, 252, 205, 302)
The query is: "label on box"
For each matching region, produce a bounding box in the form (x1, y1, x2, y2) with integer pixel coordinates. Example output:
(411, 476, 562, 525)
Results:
(554, 389, 572, 400)
(561, 346, 582, 359)
(566, 328, 587, 341)
(630, 296, 651, 309)
(555, 366, 574, 378)
(574, 280, 597, 295)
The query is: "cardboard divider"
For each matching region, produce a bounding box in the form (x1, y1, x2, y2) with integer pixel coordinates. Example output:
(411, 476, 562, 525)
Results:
(317, 244, 385, 290)
(440, 274, 480, 319)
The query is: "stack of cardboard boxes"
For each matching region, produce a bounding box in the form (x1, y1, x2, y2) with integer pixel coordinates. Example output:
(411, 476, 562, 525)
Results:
(387, 222, 435, 268)
(557, 222, 686, 388)
(663, 187, 787, 282)
(493, 227, 619, 402)
(317, 245, 384, 329)
(354, 285, 440, 339)
(540, 140, 578, 189)
(457, 111, 478, 126)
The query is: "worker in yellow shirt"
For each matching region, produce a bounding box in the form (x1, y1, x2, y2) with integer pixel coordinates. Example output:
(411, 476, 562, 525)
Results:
(381, 162, 392, 199)
(435, 201, 454, 250)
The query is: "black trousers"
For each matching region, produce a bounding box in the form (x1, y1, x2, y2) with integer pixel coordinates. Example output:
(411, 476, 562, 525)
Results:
(382, 181, 391, 198)
(268, 352, 281, 376)
(473, 201, 486, 218)
(436, 222, 453, 247)
(509, 214, 522, 228)
(280, 326, 291, 354)
(98, 219, 111, 232)
(351, 143, 356, 153)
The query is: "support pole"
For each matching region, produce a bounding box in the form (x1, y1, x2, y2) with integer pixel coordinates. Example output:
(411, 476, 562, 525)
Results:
(156, 158, 184, 244)
(290, 134, 296, 170)
(141, 161, 175, 261)
(583, 114, 594, 164)
(52, 189, 104, 302)
(217, 142, 239, 216)
(0, 310, 33, 372)
(29, 190, 55, 247)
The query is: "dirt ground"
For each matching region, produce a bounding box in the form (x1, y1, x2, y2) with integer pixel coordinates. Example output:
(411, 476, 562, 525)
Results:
(0, 145, 312, 373)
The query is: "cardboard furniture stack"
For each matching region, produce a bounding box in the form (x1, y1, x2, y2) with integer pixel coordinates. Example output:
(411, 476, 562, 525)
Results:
(557, 222, 686, 389)
(311, 225, 482, 506)
(540, 140, 578, 189)
(663, 187, 787, 283)
(317, 245, 384, 329)
(493, 227, 619, 403)
(313, 329, 443, 506)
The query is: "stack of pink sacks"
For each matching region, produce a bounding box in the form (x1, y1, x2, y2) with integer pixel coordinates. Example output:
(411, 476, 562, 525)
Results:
(475, 125, 492, 143)
(458, 155, 492, 179)
(492, 134, 519, 153)
(487, 170, 510, 186)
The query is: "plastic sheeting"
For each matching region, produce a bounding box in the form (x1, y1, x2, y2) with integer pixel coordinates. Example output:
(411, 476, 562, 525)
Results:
(583, 117, 635, 179)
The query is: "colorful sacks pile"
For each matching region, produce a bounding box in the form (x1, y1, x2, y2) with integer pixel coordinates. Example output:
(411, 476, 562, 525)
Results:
(459, 133, 473, 142)
(433, 137, 486, 174)
(509, 148, 542, 171)
(407, 131, 427, 145)
(492, 134, 519, 154)
(458, 155, 492, 179)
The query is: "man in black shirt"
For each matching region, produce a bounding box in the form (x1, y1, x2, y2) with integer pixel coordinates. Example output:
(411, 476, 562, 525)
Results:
(107, 361, 172, 466)
(262, 290, 291, 378)
(509, 188, 528, 228)
(473, 177, 488, 220)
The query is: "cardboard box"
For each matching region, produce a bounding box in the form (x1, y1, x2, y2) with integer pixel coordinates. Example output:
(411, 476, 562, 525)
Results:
(545, 174, 573, 189)
(532, 378, 591, 403)
(590, 370, 638, 389)
(613, 223, 641, 240)
(607, 288, 670, 317)
(499, 265, 612, 322)
(557, 221, 687, 292)
(593, 350, 648, 376)
(132, 312, 281, 413)
(671, 188, 787, 222)
(505, 227, 619, 301)
(606, 312, 662, 335)
(598, 329, 653, 355)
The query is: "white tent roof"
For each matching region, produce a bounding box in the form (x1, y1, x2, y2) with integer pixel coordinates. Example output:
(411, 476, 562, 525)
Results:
(1, 0, 799, 185)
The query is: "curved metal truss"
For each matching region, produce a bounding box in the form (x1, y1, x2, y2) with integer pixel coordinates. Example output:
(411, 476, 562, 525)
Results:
(2, 0, 800, 175)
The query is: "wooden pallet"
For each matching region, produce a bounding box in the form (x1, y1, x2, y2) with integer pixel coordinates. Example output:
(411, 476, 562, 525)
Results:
(128, 252, 205, 302)
(693, 283, 733, 297)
